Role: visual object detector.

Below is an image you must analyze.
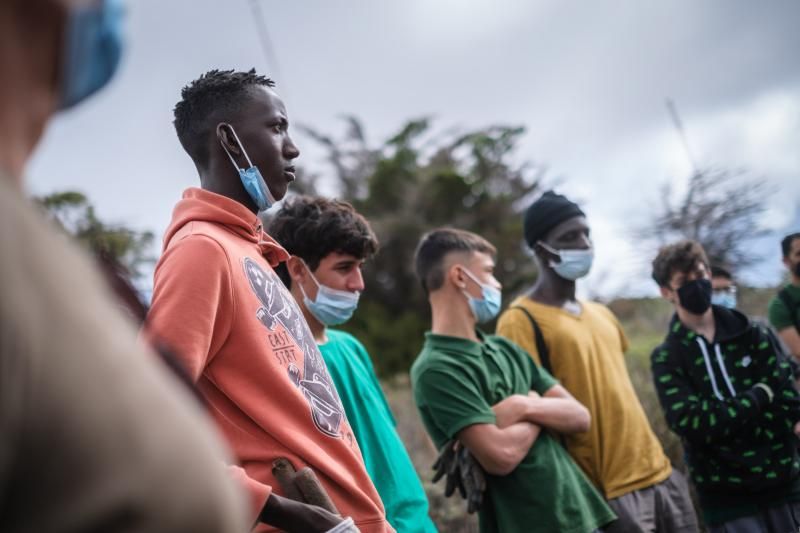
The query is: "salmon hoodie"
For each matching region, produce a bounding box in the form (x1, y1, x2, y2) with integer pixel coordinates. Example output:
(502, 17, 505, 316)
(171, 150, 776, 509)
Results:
(147, 188, 392, 533)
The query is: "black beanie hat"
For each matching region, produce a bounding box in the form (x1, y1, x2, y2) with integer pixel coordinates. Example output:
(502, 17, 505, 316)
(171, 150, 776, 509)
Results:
(523, 191, 585, 248)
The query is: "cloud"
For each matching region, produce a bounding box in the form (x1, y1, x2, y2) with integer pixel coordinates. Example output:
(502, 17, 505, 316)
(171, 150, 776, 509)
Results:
(24, 0, 799, 298)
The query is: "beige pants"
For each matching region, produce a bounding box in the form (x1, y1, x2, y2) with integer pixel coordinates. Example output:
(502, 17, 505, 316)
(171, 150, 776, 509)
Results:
(602, 470, 699, 533)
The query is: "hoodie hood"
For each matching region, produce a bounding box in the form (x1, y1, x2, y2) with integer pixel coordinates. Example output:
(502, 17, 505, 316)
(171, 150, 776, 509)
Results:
(164, 188, 288, 267)
(666, 304, 751, 345)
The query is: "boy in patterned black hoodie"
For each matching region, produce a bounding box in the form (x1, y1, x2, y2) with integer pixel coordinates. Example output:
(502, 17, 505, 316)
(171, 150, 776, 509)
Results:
(651, 240, 800, 533)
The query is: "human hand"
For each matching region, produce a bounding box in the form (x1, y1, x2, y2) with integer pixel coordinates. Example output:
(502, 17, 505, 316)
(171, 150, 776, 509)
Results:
(794, 421, 800, 439)
(259, 493, 343, 532)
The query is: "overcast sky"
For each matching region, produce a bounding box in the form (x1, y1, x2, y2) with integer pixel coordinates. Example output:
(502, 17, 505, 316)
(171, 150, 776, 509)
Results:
(27, 0, 800, 298)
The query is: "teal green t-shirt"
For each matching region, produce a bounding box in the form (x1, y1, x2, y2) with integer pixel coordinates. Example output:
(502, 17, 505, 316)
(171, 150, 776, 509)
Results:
(319, 329, 437, 533)
(768, 284, 800, 331)
(410, 331, 616, 533)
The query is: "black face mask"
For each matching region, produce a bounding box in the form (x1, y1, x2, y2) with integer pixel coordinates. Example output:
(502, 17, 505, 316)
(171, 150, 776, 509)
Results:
(676, 278, 712, 315)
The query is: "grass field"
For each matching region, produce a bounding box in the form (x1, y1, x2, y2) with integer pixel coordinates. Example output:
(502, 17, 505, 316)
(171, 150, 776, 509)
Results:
(382, 290, 779, 531)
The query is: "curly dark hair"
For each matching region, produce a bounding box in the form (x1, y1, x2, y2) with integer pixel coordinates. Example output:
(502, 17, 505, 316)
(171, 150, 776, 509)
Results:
(651, 240, 710, 288)
(267, 195, 379, 288)
(173, 68, 274, 166)
(414, 228, 497, 293)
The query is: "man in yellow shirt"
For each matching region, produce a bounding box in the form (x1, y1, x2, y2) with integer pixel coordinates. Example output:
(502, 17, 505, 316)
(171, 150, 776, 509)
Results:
(496, 191, 698, 533)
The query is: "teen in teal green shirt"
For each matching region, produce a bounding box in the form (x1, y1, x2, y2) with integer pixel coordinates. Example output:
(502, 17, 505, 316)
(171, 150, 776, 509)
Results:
(321, 329, 437, 533)
(268, 196, 437, 532)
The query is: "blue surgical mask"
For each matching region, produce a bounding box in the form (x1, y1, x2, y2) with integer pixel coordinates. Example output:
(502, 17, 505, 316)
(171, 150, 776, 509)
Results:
(711, 290, 737, 309)
(221, 126, 275, 212)
(459, 267, 502, 324)
(299, 262, 360, 326)
(539, 241, 594, 280)
(60, 0, 125, 110)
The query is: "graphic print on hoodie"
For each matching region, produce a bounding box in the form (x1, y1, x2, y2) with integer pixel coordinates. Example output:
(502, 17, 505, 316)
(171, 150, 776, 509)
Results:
(146, 188, 391, 533)
(651, 305, 800, 504)
(243, 256, 343, 437)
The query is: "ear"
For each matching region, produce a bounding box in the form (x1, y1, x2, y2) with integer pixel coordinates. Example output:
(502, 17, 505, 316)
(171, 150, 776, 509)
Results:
(784, 256, 792, 269)
(659, 286, 674, 301)
(533, 242, 555, 265)
(446, 263, 467, 290)
(216, 123, 241, 155)
(286, 256, 307, 284)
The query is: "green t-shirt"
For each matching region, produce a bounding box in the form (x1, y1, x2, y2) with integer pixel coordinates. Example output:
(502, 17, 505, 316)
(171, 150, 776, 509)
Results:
(319, 330, 437, 533)
(769, 284, 800, 331)
(410, 331, 616, 533)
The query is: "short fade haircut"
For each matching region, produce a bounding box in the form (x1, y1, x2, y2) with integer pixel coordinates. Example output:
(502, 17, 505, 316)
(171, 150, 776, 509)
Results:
(173, 68, 274, 166)
(414, 228, 496, 293)
(651, 239, 710, 288)
(711, 265, 732, 280)
(781, 232, 800, 258)
(268, 195, 379, 288)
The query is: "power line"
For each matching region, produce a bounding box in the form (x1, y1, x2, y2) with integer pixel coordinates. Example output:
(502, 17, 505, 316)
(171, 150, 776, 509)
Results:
(665, 98, 699, 175)
(247, 0, 286, 88)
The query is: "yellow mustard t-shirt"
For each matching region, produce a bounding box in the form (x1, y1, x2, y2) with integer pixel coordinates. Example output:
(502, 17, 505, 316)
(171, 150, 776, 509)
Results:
(496, 296, 672, 499)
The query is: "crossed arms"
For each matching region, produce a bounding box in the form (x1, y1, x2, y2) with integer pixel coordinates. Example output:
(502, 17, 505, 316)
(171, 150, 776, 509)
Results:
(457, 385, 590, 475)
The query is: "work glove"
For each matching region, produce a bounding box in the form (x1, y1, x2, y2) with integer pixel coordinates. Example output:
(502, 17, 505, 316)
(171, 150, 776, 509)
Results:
(432, 439, 486, 514)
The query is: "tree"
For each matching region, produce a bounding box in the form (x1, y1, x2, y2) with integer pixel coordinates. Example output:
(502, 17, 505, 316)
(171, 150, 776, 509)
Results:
(297, 116, 545, 376)
(36, 191, 155, 280)
(637, 168, 771, 270)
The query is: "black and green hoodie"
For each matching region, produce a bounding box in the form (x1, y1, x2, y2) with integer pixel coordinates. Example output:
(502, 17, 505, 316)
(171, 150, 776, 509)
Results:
(651, 305, 800, 518)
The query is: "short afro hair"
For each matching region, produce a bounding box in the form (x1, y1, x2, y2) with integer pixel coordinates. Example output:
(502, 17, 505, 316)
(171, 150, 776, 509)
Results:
(173, 68, 274, 166)
(414, 228, 496, 293)
(651, 240, 710, 288)
(267, 196, 379, 289)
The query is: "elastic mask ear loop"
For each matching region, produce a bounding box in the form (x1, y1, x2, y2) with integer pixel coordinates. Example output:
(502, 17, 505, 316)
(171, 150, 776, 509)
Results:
(538, 241, 558, 254)
(296, 258, 320, 301)
(220, 125, 254, 170)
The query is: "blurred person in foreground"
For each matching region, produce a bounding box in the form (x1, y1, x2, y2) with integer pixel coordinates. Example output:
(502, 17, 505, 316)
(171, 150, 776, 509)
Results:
(0, 0, 248, 531)
(268, 195, 438, 533)
(768, 232, 800, 361)
(651, 240, 800, 532)
(145, 69, 392, 532)
(496, 191, 697, 533)
(410, 227, 616, 533)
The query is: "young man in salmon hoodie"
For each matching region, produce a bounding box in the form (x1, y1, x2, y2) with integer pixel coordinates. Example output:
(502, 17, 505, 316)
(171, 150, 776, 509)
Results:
(146, 69, 393, 533)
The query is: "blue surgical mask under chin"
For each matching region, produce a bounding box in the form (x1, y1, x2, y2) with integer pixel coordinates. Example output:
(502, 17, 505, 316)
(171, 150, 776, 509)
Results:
(460, 267, 502, 324)
(711, 291, 737, 309)
(60, 0, 125, 110)
(299, 265, 360, 326)
(539, 241, 594, 281)
(221, 126, 276, 212)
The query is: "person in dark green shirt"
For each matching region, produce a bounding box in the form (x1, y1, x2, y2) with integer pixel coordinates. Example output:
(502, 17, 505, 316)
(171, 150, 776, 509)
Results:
(651, 240, 800, 532)
(269, 195, 437, 533)
(768, 232, 800, 361)
(410, 227, 616, 533)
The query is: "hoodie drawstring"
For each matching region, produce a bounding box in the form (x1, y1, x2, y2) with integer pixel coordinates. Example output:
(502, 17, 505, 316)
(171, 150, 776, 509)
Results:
(714, 343, 737, 397)
(697, 338, 737, 400)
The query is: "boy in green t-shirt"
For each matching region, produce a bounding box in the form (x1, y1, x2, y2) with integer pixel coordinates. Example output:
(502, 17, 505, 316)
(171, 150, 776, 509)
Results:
(269, 196, 437, 533)
(410, 227, 616, 533)
(768, 232, 800, 361)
